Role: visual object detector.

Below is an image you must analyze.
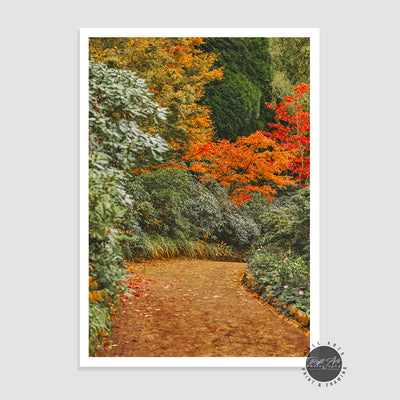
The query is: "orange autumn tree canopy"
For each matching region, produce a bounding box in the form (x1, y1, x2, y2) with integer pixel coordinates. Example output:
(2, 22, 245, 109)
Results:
(183, 131, 296, 205)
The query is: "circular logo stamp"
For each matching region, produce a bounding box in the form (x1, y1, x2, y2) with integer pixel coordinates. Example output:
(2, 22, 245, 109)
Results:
(302, 341, 347, 387)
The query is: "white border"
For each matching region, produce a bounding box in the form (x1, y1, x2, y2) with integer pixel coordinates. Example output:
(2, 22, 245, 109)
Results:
(79, 28, 319, 368)
(309, 31, 320, 347)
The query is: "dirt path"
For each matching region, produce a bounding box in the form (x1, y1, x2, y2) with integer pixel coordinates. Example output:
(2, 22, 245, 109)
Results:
(106, 259, 309, 357)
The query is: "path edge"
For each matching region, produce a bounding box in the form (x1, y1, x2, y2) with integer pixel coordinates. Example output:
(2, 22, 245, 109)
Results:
(241, 271, 310, 331)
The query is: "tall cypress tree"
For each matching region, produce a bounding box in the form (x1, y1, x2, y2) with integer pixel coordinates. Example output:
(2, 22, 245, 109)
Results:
(201, 37, 274, 140)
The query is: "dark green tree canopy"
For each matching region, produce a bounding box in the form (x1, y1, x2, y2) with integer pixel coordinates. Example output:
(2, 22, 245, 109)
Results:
(200, 38, 274, 140)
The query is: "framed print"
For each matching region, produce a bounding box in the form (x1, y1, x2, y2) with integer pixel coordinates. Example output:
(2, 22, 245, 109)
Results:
(80, 28, 319, 367)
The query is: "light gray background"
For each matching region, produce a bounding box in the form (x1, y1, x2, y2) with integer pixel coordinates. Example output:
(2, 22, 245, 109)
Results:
(1, 0, 398, 398)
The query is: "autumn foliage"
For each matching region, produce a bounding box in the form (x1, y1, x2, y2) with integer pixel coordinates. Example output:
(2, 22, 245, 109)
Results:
(182, 83, 310, 205)
(88, 37, 311, 356)
(183, 131, 295, 205)
(263, 83, 310, 185)
(89, 38, 223, 151)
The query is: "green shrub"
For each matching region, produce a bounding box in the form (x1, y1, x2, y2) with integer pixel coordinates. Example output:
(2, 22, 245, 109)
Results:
(249, 250, 310, 313)
(89, 62, 168, 170)
(290, 187, 310, 257)
(88, 62, 169, 355)
(183, 180, 224, 239)
(132, 168, 193, 240)
(185, 178, 260, 249)
(258, 186, 310, 259)
(241, 192, 275, 228)
(89, 301, 113, 356)
(245, 186, 310, 314)
(250, 252, 309, 288)
(89, 153, 127, 295)
(216, 195, 260, 249)
(120, 167, 260, 259)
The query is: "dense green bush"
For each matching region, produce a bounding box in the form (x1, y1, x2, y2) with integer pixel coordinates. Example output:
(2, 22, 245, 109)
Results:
(119, 167, 260, 260)
(183, 180, 224, 239)
(88, 62, 169, 355)
(186, 178, 260, 249)
(88, 300, 113, 356)
(89, 153, 127, 295)
(250, 251, 309, 288)
(258, 186, 310, 259)
(133, 168, 193, 240)
(242, 192, 278, 233)
(215, 194, 260, 249)
(290, 187, 310, 257)
(244, 186, 311, 315)
(89, 62, 168, 169)
(249, 251, 310, 313)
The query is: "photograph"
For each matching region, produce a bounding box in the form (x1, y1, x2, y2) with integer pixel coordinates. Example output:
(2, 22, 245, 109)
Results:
(81, 28, 319, 366)
(3, 0, 398, 398)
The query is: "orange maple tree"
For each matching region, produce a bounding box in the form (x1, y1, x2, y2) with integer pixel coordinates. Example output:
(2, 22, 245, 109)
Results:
(183, 131, 295, 205)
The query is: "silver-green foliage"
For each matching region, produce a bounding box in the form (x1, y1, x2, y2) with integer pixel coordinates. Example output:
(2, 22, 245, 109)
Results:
(260, 187, 310, 258)
(124, 168, 260, 254)
(88, 62, 168, 354)
(89, 62, 168, 170)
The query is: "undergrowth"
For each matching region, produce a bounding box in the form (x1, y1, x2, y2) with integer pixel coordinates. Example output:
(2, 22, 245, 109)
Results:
(123, 235, 236, 261)
(249, 251, 310, 313)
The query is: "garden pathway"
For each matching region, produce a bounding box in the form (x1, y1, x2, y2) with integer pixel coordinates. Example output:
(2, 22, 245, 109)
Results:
(106, 259, 309, 357)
